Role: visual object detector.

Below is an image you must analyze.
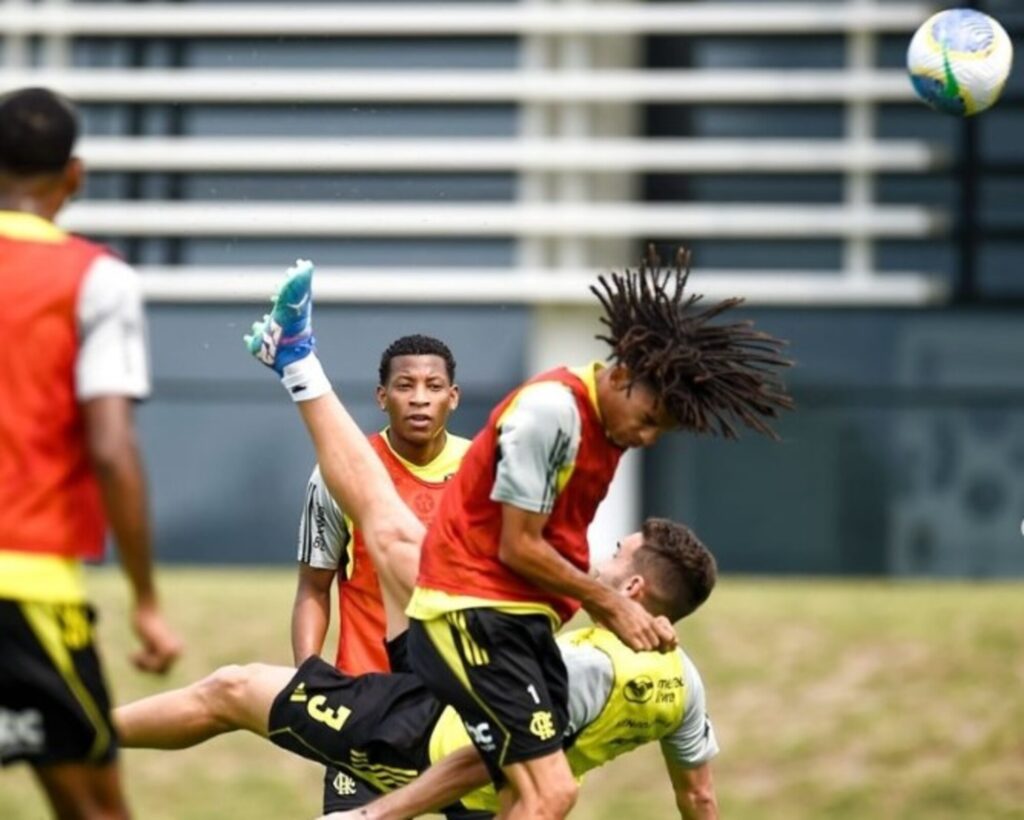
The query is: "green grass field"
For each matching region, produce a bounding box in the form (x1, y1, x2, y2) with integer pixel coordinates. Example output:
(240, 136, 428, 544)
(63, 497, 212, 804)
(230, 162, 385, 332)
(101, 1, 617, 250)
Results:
(2, 570, 1023, 819)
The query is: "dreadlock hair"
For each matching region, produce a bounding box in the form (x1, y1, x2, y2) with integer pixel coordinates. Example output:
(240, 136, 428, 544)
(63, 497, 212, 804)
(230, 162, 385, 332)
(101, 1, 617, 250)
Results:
(632, 518, 717, 623)
(591, 245, 794, 440)
(378, 334, 457, 386)
(0, 87, 78, 176)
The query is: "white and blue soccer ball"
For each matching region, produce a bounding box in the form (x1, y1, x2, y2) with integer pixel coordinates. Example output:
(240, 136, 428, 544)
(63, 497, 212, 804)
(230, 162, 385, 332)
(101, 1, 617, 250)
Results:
(907, 8, 1014, 117)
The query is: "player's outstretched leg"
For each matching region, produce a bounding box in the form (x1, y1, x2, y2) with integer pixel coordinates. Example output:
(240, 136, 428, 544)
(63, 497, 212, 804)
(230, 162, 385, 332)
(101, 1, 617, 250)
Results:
(114, 663, 293, 749)
(243, 261, 424, 638)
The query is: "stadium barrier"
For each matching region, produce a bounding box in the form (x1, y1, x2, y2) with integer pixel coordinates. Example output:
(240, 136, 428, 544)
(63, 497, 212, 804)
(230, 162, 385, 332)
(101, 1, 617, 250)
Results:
(1, 1, 945, 305)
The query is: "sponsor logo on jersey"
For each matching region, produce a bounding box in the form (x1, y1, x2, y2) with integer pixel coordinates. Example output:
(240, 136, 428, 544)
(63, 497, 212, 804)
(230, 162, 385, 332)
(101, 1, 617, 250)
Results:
(623, 675, 655, 704)
(313, 503, 328, 551)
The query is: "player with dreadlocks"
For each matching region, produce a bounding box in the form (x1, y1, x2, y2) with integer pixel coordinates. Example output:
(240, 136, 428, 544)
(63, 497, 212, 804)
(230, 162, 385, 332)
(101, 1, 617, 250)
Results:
(246, 251, 791, 820)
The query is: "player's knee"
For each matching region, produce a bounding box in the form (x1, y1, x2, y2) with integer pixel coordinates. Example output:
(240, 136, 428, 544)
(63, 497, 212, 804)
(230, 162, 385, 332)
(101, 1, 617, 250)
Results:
(366, 518, 421, 556)
(516, 767, 577, 820)
(545, 773, 578, 818)
(197, 663, 252, 723)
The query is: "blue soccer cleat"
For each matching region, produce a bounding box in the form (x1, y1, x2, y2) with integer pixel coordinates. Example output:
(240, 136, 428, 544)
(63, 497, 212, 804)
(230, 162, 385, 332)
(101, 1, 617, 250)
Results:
(244, 259, 316, 375)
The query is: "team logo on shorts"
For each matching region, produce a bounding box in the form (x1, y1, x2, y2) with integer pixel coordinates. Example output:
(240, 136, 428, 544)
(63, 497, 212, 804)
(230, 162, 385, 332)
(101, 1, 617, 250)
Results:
(529, 710, 556, 741)
(623, 676, 655, 704)
(332, 772, 358, 797)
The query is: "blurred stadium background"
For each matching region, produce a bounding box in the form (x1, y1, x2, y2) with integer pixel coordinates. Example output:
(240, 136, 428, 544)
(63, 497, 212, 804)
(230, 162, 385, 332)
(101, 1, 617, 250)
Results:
(2, 0, 1024, 816)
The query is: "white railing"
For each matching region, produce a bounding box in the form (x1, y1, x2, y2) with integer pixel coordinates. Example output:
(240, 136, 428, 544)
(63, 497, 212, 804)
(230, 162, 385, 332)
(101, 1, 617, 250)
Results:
(1, 69, 917, 104)
(1, 1, 946, 305)
(137, 268, 947, 307)
(62, 201, 943, 239)
(78, 137, 945, 174)
(1, 3, 936, 37)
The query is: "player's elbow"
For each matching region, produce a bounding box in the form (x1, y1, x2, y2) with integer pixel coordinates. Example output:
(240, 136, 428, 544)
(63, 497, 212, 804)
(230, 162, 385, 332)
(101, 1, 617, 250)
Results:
(497, 533, 532, 572)
(87, 426, 133, 469)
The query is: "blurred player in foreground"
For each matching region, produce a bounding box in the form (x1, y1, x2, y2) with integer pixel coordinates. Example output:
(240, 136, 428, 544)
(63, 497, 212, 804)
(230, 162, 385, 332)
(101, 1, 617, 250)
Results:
(0, 87, 182, 818)
(113, 265, 720, 816)
(291, 334, 470, 814)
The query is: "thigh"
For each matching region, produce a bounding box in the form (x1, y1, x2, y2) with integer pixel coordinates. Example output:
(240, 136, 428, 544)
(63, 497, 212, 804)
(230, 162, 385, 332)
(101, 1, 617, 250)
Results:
(408, 611, 569, 786)
(0, 599, 117, 768)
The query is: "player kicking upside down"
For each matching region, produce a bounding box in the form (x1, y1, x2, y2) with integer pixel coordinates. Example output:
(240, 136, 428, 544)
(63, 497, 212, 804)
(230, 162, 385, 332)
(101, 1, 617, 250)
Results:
(271, 257, 786, 818)
(236, 253, 789, 819)
(113, 261, 722, 817)
(114, 259, 782, 814)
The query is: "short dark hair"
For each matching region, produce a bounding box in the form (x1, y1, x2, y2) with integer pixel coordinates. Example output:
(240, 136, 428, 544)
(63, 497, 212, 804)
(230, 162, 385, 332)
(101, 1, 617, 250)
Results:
(378, 334, 456, 386)
(0, 87, 78, 175)
(592, 246, 794, 440)
(632, 517, 717, 623)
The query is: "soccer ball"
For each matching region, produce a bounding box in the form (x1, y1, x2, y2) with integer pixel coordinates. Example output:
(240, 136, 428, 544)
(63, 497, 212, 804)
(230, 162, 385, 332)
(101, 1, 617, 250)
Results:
(907, 8, 1014, 116)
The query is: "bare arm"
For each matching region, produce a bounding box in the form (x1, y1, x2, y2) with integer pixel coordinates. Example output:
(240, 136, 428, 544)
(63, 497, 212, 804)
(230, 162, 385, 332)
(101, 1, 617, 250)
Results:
(666, 760, 718, 820)
(83, 396, 182, 674)
(291, 564, 336, 664)
(499, 505, 676, 652)
(318, 745, 491, 820)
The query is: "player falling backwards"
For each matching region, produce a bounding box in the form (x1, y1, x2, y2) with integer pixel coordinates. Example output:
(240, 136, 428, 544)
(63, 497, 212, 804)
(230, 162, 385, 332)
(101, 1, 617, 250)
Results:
(113, 260, 722, 817)
(250, 254, 791, 819)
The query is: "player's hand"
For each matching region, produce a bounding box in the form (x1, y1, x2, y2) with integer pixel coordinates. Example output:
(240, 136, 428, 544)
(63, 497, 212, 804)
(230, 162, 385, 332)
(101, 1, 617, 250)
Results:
(130, 601, 183, 674)
(589, 593, 678, 653)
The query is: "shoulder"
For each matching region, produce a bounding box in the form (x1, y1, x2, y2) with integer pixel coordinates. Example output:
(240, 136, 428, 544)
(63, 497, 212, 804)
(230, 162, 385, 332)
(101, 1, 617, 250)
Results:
(502, 381, 580, 428)
(78, 254, 142, 315)
(83, 253, 140, 290)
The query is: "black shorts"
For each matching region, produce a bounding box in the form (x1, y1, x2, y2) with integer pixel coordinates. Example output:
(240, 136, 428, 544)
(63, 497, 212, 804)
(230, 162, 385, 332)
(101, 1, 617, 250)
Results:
(269, 656, 494, 819)
(0, 599, 117, 767)
(408, 609, 569, 785)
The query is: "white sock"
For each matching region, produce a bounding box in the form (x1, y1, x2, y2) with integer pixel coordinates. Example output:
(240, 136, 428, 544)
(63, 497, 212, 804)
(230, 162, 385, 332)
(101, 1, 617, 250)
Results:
(281, 354, 332, 402)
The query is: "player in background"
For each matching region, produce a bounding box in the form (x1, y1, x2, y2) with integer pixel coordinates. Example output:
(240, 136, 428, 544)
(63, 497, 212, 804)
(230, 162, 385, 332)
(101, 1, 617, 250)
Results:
(292, 335, 470, 814)
(245, 258, 787, 819)
(0, 87, 182, 818)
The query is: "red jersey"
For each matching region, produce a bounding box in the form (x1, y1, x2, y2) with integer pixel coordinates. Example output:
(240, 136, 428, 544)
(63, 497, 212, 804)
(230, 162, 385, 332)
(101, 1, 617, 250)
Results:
(0, 221, 109, 561)
(413, 366, 623, 625)
(333, 432, 468, 674)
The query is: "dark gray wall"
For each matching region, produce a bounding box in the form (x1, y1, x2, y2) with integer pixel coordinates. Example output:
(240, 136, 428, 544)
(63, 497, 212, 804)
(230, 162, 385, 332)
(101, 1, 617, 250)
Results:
(644, 309, 1024, 578)
(139, 304, 528, 563)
